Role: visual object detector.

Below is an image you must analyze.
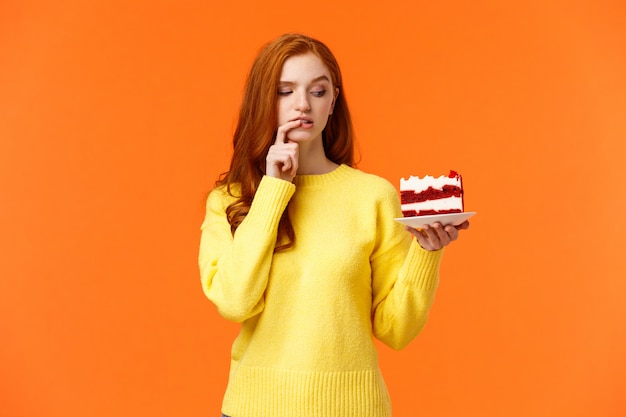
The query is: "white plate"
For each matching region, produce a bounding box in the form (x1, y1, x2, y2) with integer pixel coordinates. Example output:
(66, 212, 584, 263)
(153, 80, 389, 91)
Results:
(394, 212, 476, 229)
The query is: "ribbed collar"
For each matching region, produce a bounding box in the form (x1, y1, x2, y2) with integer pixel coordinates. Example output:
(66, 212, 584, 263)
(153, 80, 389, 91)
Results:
(292, 164, 353, 188)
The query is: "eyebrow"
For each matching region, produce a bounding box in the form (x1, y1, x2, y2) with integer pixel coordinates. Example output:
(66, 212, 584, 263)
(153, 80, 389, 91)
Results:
(278, 75, 331, 85)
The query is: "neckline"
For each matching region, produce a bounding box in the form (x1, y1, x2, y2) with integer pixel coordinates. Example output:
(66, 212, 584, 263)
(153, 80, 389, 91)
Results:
(293, 164, 353, 187)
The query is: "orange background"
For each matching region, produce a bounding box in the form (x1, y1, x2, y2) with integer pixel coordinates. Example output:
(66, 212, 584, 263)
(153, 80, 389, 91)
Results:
(1, 1, 625, 416)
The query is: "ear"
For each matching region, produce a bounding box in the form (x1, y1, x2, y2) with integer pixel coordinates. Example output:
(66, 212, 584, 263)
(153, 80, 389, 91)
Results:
(329, 87, 339, 115)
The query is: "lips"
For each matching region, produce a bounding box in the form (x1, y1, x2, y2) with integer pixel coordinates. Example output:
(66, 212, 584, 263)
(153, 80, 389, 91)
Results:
(291, 117, 314, 125)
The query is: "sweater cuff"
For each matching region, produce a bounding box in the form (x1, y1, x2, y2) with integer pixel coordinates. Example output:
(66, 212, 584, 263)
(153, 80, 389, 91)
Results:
(244, 176, 296, 233)
(400, 241, 443, 290)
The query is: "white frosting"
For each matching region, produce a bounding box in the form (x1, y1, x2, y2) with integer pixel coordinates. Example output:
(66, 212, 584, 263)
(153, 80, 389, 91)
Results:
(401, 197, 463, 212)
(400, 174, 462, 193)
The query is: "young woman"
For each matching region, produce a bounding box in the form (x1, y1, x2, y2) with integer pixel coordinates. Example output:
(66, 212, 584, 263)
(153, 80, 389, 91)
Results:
(199, 33, 469, 417)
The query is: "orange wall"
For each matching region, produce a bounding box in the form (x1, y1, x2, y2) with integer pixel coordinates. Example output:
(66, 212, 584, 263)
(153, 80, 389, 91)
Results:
(1, 1, 625, 416)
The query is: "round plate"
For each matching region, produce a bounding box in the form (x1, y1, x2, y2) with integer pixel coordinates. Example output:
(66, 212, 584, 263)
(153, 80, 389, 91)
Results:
(394, 211, 476, 229)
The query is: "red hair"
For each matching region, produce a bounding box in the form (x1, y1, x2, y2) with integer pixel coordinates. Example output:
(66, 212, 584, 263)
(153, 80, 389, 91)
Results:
(218, 33, 355, 251)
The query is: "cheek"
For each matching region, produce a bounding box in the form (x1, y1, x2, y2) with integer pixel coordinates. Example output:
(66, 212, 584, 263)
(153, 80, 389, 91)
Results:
(317, 98, 334, 114)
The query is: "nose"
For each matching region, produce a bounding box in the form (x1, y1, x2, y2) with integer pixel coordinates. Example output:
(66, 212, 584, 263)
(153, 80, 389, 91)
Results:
(294, 91, 311, 112)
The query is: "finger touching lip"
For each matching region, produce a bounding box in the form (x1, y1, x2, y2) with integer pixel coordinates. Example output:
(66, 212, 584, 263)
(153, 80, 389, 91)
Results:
(292, 121, 313, 129)
(289, 117, 313, 124)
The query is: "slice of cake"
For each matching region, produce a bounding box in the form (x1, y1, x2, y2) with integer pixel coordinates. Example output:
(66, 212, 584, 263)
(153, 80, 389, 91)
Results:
(400, 170, 464, 217)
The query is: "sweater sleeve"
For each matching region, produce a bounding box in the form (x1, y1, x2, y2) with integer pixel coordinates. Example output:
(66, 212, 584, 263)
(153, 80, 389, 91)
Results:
(370, 182, 444, 350)
(198, 176, 295, 323)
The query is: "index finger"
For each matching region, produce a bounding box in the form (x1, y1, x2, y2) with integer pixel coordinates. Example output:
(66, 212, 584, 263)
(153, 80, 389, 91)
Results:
(455, 220, 470, 230)
(275, 120, 302, 145)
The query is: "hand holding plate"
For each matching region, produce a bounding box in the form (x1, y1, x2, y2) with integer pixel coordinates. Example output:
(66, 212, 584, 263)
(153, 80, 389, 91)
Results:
(406, 221, 470, 251)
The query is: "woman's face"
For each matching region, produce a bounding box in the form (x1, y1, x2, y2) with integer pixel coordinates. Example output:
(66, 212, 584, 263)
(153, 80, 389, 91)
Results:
(276, 52, 338, 143)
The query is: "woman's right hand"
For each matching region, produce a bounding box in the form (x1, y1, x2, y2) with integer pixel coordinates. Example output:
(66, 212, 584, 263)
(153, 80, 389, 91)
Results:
(266, 120, 301, 182)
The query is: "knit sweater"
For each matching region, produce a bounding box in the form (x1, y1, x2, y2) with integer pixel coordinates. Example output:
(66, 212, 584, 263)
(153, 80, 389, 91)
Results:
(199, 164, 443, 417)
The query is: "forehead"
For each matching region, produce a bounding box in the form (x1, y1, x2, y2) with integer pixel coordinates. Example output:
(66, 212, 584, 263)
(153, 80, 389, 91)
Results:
(280, 53, 332, 83)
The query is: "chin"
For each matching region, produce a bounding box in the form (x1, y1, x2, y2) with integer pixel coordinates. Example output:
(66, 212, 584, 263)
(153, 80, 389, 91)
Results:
(286, 132, 315, 142)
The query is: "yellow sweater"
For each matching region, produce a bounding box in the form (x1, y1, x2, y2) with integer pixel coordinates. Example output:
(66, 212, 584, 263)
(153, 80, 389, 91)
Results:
(199, 164, 442, 417)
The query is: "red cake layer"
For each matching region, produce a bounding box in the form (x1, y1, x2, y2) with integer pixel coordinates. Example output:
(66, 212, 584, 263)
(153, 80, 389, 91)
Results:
(400, 184, 462, 204)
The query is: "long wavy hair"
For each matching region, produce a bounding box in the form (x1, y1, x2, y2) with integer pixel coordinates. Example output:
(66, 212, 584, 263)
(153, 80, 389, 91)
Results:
(218, 33, 355, 251)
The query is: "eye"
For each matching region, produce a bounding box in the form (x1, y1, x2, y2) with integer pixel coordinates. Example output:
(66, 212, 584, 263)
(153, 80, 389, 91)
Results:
(311, 89, 326, 97)
(278, 90, 292, 96)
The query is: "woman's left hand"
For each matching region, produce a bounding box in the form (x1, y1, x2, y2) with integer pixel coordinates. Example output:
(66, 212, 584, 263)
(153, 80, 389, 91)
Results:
(406, 221, 470, 251)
